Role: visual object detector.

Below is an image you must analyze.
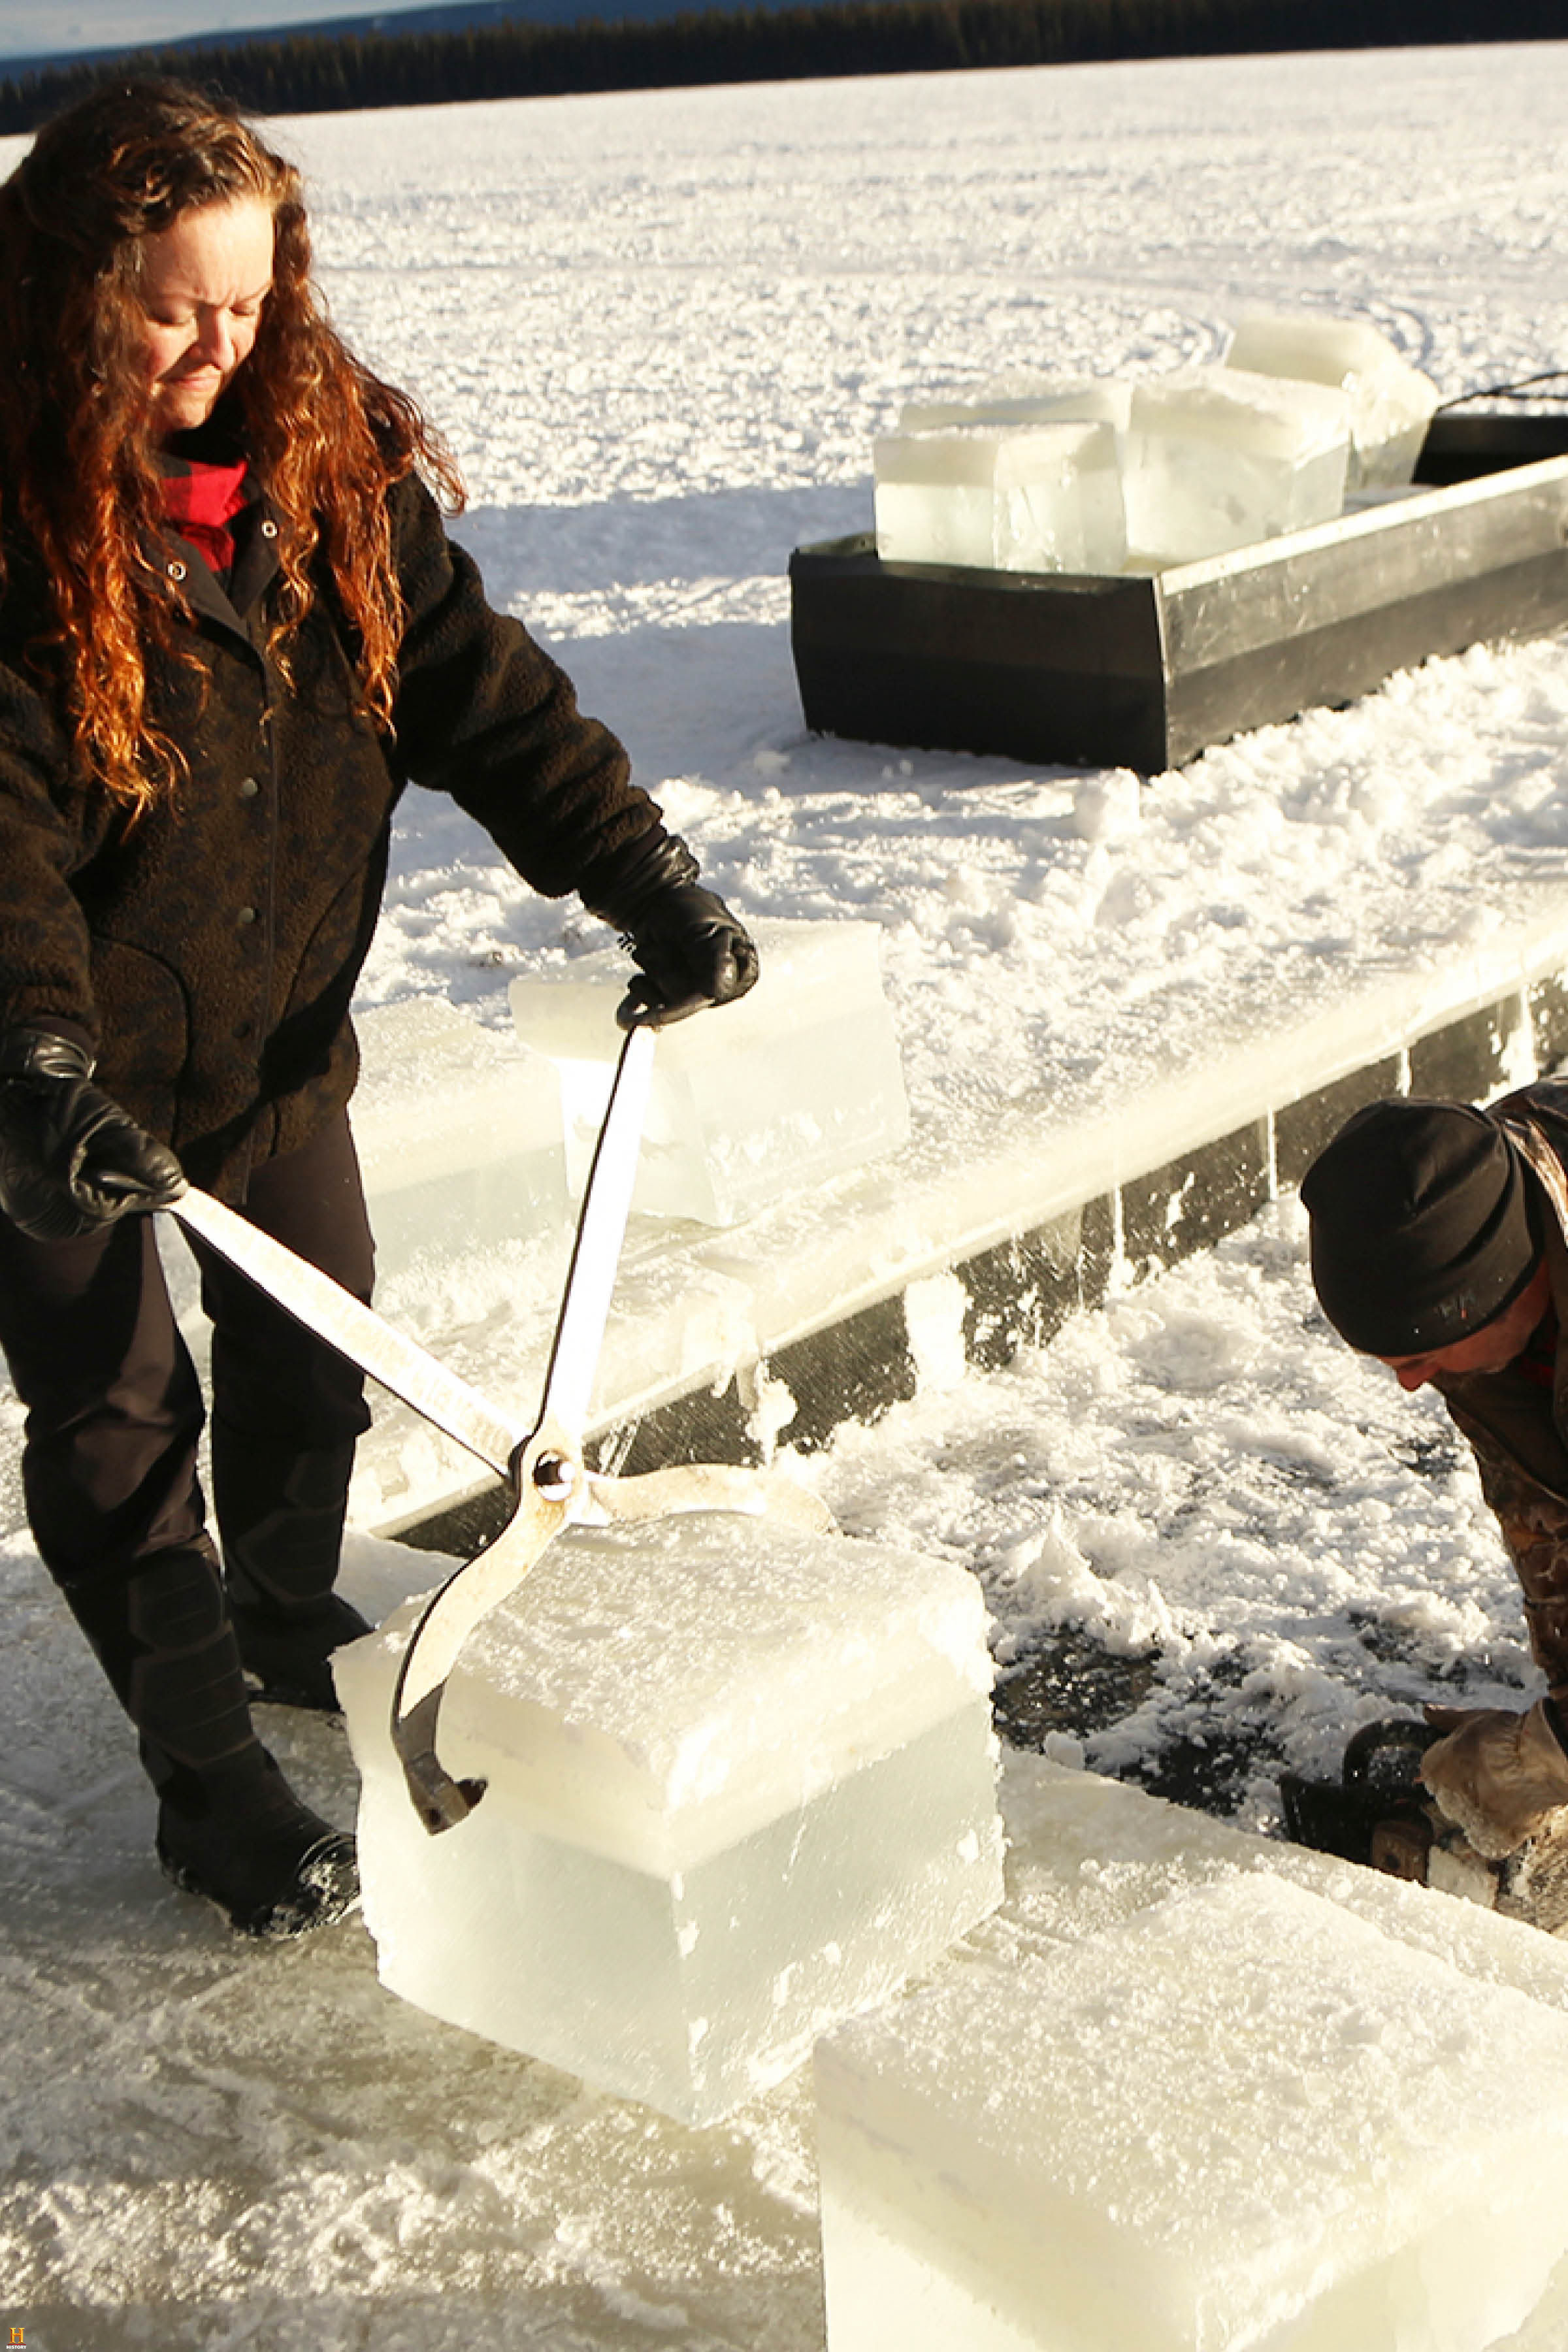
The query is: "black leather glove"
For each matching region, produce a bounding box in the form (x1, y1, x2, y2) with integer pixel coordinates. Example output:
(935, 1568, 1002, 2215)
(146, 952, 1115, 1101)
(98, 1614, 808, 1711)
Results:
(583, 830, 760, 1028)
(0, 1029, 186, 1243)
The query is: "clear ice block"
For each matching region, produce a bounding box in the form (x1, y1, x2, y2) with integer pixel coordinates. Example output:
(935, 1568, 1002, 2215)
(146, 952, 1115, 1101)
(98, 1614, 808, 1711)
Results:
(874, 419, 1126, 574)
(1226, 309, 1441, 491)
(815, 1870, 1568, 2352)
(351, 994, 568, 1276)
(508, 917, 911, 1226)
(1122, 364, 1352, 568)
(335, 1512, 1004, 2125)
(898, 374, 1133, 436)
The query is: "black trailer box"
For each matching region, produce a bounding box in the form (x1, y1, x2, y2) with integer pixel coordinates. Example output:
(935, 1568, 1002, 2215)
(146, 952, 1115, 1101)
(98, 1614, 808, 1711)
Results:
(788, 414, 1568, 776)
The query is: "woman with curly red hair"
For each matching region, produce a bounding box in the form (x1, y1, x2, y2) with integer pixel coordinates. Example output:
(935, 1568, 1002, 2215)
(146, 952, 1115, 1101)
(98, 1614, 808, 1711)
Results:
(0, 79, 757, 1939)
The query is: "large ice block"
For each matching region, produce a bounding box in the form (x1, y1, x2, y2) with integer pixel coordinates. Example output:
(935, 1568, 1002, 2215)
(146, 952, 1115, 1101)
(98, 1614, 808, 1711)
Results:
(874, 418, 1127, 574)
(335, 1512, 1004, 2125)
(508, 918, 911, 1226)
(815, 1870, 1568, 2352)
(1226, 310, 1441, 491)
(351, 994, 568, 1274)
(1122, 364, 1352, 568)
(898, 374, 1133, 436)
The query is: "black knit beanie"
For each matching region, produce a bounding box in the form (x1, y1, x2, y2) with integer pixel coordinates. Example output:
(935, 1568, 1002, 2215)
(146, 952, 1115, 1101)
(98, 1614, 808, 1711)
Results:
(1301, 1098, 1542, 1356)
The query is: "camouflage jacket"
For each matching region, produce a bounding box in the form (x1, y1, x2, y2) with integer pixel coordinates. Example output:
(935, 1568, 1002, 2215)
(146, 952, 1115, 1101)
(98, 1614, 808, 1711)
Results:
(1437, 1079, 1568, 1700)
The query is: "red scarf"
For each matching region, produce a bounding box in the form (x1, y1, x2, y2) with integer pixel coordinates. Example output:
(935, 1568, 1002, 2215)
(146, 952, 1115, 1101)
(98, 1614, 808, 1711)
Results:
(159, 455, 250, 580)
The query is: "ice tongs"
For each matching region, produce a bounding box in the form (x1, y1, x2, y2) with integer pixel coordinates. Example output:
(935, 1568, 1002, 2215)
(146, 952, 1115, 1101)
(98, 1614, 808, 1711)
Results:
(169, 1002, 830, 1835)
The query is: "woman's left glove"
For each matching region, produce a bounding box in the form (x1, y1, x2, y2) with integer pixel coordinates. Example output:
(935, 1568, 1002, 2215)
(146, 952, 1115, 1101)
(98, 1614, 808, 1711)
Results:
(582, 830, 760, 1026)
(0, 1028, 186, 1243)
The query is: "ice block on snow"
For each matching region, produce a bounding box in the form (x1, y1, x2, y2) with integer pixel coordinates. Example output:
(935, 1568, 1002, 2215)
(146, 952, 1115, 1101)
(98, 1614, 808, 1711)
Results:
(508, 917, 910, 1226)
(335, 1512, 1003, 2125)
(1226, 309, 1441, 491)
(874, 418, 1126, 574)
(815, 1870, 1568, 2352)
(351, 994, 568, 1276)
(1122, 364, 1351, 568)
(898, 374, 1133, 436)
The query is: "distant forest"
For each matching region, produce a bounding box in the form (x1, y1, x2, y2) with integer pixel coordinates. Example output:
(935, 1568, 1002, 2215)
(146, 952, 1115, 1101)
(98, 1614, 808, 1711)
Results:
(0, 0, 1557, 133)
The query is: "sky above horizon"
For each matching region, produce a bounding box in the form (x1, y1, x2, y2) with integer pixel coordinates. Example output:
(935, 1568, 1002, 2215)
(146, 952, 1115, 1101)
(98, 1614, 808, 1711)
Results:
(0, 0, 423, 63)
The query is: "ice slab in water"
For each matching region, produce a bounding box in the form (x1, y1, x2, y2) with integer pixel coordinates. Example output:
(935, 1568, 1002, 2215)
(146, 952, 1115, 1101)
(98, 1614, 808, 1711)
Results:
(508, 918, 910, 1226)
(815, 1869, 1568, 2352)
(1226, 309, 1441, 491)
(335, 1512, 1004, 2125)
(351, 995, 568, 1275)
(874, 419, 1127, 574)
(898, 374, 1133, 435)
(1122, 364, 1351, 568)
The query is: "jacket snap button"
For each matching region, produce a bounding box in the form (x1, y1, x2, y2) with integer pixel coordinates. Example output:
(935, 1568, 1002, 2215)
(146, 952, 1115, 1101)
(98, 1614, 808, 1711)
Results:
(237, 906, 257, 927)
(167, 559, 187, 582)
(238, 777, 260, 798)
(260, 519, 278, 540)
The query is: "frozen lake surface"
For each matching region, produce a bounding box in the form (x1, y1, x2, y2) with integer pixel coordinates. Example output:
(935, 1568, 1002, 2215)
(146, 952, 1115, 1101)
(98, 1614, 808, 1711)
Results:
(5, 39, 1568, 2345)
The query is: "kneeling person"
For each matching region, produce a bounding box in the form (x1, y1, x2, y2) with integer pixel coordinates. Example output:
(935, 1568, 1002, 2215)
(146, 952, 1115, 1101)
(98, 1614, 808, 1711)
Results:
(1302, 1083, 1568, 1861)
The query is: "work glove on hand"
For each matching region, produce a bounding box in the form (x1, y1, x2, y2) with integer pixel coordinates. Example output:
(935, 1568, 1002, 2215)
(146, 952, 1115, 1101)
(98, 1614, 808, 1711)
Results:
(584, 830, 759, 1027)
(0, 1028, 186, 1243)
(1420, 1697, 1568, 1859)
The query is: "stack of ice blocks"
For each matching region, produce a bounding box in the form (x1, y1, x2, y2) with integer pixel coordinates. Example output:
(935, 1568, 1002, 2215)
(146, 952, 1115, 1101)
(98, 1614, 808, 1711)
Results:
(508, 917, 910, 1226)
(335, 1512, 1004, 2125)
(874, 418, 1127, 574)
(1226, 310, 1441, 491)
(815, 1869, 1568, 2352)
(351, 994, 568, 1275)
(1122, 363, 1352, 568)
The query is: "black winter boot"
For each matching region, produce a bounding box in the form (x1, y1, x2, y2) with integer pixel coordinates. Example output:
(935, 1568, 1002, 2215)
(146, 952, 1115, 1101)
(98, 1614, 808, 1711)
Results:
(60, 1539, 359, 1938)
(155, 1750, 359, 1938)
(213, 1433, 372, 1711)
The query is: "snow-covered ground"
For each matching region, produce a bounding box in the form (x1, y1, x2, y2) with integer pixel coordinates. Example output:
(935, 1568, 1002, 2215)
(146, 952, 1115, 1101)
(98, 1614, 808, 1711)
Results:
(6, 41, 1568, 2344)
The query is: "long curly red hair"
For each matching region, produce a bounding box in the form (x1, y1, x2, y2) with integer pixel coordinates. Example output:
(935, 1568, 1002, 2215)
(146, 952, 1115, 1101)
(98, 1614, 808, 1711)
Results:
(0, 78, 465, 816)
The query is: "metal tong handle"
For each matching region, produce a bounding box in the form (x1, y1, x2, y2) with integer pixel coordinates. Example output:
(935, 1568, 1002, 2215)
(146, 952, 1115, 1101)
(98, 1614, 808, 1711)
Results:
(534, 1015, 657, 1465)
(169, 1187, 527, 1477)
(389, 1017, 657, 1829)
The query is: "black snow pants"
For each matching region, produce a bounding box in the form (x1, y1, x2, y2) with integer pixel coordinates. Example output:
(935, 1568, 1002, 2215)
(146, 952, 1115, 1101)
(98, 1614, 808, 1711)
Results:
(0, 1113, 374, 1791)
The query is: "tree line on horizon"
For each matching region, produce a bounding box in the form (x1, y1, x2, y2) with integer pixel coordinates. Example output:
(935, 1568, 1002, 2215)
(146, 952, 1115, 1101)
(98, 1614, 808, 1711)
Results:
(0, 0, 1556, 132)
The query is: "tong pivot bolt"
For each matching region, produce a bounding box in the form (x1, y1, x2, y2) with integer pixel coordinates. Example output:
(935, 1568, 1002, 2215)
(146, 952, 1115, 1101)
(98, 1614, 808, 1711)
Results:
(532, 1452, 574, 1499)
